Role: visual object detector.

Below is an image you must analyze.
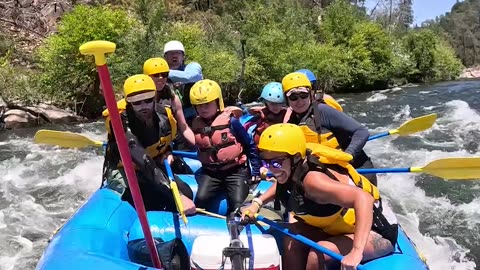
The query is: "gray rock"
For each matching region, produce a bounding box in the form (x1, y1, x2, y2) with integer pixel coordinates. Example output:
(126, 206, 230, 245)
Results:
(18, 0, 34, 8)
(26, 103, 82, 124)
(3, 109, 44, 129)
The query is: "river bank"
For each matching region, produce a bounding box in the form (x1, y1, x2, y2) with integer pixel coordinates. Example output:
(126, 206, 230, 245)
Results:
(0, 96, 85, 130)
(459, 66, 480, 79)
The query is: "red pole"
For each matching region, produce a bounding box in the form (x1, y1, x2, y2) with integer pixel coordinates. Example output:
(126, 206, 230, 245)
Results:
(79, 41, 163, 269)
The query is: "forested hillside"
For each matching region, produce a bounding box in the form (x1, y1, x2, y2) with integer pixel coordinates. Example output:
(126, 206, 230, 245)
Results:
(0, 0, 464, 118)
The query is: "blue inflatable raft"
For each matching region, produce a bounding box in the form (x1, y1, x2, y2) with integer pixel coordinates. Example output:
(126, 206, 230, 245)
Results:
(36, 175, 430, 270)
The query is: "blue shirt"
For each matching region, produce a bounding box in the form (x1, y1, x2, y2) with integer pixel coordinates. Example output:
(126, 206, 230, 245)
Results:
(168, 62, 203, 84)
(230, 117, 261, 176)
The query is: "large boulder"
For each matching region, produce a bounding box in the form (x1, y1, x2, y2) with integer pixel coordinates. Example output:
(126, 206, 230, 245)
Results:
(459, 67, 480, 79)
(2, 103, 85, 129)
(3, 109, 46, 129)
(26, 103, 82, 124)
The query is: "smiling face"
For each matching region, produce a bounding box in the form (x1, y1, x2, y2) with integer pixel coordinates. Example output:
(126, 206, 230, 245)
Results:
(287, 90, 311, 114)
(260, 151, 292, 184)
(195, 100, 219, 120)
(164, 51, 184, 70)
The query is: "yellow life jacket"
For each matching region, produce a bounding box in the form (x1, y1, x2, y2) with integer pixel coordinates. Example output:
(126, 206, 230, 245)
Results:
(144, 107, 177, 159)
(103, 99, 127, 137)
(285, 143, 380, 235)
(103, 99, 177, 166)
(323, 96, 343, 112)
(299, 125, 341, 150)
(297, 103, 341, 150)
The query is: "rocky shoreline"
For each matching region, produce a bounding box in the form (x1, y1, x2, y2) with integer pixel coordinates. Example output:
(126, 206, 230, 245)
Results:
(0, 97, 86, 130)
(459, 66, 480, 79)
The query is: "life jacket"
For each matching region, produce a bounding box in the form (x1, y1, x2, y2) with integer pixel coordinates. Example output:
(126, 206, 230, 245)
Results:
(314, 92, 344, 112)
(246, 106, 292, 145)
(103, 100, 177, 163)
(192, 106, 246, 170)
(323, 96, 343, 112)
(143, 107, 177, 159)
(296, 103, 341, 149)
(276, 143, 385, 236)
(103, 99, 127, 137)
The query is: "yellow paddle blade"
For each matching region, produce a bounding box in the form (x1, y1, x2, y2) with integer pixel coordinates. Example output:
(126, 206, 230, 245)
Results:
(392, 113, 437, 136)
(170, 182, 188, 225)
(34, 130, 104, 148)
(420, 157, 480, 180)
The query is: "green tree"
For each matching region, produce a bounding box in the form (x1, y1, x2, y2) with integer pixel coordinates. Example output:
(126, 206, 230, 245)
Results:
(402, 29, 437, 81)
(346, 21, 395, 89)
(432, 39, 464, 81)
(38, 5, 136, 118)
(320, 0, 367, 46)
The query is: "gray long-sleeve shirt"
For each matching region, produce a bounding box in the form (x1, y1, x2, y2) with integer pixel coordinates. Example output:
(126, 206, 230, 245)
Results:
(288, 103, 370, 168)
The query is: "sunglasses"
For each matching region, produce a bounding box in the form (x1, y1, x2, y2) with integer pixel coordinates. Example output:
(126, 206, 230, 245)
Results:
(288, 92, 310, 101)
(131, 98, 154, 106)
(151, 72, 169, 79)
(262, 156, 288, 169)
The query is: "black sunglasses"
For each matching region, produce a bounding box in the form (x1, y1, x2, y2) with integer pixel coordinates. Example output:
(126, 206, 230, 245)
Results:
(131, 98, 154, 106)
(288, 92, 310, 101)
(151, 72, 169, 79)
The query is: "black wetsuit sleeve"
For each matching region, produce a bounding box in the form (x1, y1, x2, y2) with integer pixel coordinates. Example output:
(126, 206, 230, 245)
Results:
(318, 103, 369, 159)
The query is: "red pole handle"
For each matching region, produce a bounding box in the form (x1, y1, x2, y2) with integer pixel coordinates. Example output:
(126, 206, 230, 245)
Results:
(79, 41, 163, 269)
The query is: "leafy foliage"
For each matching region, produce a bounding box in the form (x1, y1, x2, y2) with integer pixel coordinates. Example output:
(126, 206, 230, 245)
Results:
(38, 5, 136, 117)
(18, 0, 463, 117)
(422, 0, 480, 67)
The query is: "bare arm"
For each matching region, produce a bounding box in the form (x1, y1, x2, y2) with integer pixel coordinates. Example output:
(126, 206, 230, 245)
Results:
(173, 95, 195, 146)
(257, 181, 277, 204)
(303, 171, 374, 255)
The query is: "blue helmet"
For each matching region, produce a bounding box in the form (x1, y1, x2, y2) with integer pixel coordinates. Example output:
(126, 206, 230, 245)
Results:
(260, 82, 285, 104)
(296, 69, 317, 84)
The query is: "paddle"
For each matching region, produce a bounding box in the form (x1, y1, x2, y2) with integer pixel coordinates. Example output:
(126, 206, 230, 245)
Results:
(196, 208, 226, 219)
(34, 130, 480, 180)
(33, 112, 437, 157)
(357, 157, 480, 180)
(163, 159, 188, 225)
(79, 41, 162, 269)
(34, 129, 106, 148)
(164, 113, 439, 159)
(247, 213, 365, 269)
(33, 129, 199, 163)
(368, 113, 437, 141)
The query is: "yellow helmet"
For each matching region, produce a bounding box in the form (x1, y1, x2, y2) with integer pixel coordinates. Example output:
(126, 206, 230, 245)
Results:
(143, 57, 170, 75)
(123, 74, 156, 103)
(258, 123, 306, 158)
(282, 72, 312, 93)
(190, 79, 224, 111)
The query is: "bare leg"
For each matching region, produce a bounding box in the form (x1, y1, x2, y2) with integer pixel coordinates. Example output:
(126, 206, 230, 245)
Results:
(306, 231, 394, 270)
(282, 222, 329, 269)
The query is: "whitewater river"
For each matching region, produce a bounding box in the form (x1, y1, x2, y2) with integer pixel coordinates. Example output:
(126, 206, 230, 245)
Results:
(1, 80, 479, 270)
